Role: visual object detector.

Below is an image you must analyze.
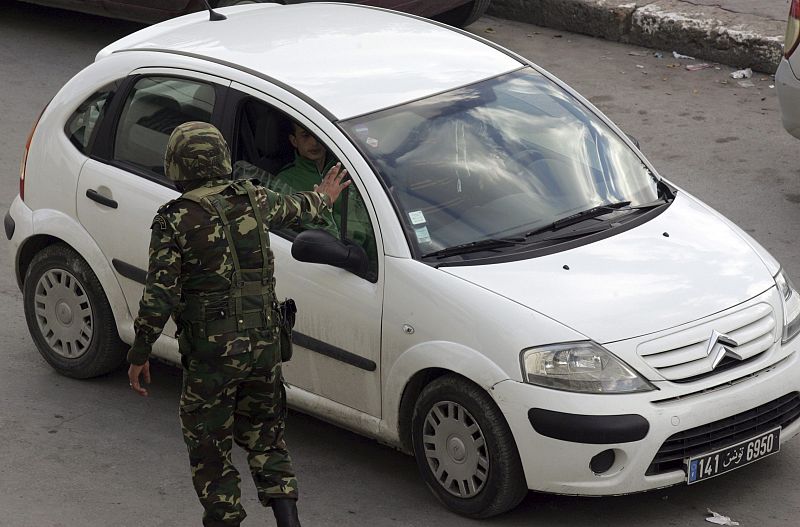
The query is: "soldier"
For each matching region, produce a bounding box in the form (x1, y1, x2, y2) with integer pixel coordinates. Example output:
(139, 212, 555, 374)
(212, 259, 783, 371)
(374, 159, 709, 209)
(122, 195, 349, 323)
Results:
(126, 121, 350, 527)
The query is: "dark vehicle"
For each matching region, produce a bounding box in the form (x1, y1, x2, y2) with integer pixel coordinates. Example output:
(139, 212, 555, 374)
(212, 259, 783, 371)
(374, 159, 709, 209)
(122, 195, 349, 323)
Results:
(17, 0, 491, 28)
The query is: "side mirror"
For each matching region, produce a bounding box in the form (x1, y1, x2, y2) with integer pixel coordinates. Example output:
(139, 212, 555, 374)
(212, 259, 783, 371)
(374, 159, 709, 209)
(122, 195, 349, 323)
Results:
(291, 229, 368, 278)
(625, 133, 641, 149)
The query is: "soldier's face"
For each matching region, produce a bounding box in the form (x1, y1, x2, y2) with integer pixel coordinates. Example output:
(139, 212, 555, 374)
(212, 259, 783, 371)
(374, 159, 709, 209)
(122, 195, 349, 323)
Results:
(289, 124, 326, 164)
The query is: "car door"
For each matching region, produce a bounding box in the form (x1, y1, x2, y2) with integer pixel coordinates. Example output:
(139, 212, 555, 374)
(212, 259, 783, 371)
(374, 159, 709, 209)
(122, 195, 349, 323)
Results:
(77, 70, 230, 333)
(225, 84, 384, 418)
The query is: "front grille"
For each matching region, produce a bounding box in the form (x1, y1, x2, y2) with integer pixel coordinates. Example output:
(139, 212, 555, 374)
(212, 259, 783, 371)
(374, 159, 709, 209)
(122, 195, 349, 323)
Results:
(646, 392, 800, 476)
(638, 303, 776, 382)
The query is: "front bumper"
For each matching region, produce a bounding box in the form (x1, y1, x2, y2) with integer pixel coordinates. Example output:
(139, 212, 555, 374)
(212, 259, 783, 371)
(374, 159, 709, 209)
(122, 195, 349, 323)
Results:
(492, 344, 800, 495)
(776, 58, 800, 140)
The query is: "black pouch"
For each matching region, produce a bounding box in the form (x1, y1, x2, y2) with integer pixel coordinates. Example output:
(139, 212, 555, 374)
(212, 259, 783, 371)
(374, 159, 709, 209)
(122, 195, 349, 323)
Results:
(277, 298, 297, 362)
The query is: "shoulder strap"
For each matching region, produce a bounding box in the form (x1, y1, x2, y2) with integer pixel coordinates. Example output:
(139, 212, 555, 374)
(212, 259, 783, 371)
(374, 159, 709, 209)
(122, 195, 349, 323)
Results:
(181, 183, 232, 203)
(242, 181, 271, 282)
(206, 194, 242, 274)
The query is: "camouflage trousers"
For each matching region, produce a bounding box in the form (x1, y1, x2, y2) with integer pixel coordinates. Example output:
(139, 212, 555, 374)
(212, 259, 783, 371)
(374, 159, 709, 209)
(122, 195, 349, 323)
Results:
(179, 328, 297, 527)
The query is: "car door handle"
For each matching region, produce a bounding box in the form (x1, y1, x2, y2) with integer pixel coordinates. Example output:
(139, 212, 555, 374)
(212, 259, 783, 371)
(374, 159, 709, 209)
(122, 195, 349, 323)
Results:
(85, 189, 118, 209)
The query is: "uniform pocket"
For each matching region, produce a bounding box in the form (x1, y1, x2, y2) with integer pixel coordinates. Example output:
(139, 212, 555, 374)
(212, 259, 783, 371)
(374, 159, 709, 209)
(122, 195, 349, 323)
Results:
(179, 400, 207, 451)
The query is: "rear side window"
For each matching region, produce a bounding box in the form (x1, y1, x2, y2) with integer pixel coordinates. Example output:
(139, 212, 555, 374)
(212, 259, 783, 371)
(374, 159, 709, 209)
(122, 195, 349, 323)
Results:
(65, 84, 115, 154)
(113, 76, 216, 179)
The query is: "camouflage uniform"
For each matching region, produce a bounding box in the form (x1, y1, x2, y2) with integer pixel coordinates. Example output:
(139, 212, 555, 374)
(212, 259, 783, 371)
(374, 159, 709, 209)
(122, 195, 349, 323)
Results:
(128, 122, 331, 527)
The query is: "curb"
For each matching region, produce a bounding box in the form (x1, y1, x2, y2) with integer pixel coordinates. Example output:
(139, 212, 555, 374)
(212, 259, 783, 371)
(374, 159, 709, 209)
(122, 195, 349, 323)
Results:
(487, 0, 786, 73)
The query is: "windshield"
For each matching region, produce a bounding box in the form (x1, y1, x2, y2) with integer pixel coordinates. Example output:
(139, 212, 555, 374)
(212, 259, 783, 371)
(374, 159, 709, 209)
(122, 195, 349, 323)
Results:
(341, 68, 661, 257)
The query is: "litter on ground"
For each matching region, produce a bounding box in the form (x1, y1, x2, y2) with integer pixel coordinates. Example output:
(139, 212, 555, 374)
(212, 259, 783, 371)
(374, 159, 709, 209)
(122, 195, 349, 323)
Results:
(686, 63, 713, 71)
(705, 509, 740, 526)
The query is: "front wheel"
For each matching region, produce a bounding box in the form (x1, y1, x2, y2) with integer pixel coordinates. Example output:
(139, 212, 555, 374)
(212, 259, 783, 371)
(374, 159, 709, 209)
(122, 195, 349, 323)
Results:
(23, 244, 126, 379)
(411, 374, 527, 518)
(433, 0, 491, 28)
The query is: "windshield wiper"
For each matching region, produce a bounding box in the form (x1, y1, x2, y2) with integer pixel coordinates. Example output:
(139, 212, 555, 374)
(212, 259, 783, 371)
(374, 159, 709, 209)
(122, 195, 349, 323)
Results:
(422, 237, 523, 259)
(628, 197, 670, 209)
(524, 201, 631, 239)
(424, 196, 673, 259)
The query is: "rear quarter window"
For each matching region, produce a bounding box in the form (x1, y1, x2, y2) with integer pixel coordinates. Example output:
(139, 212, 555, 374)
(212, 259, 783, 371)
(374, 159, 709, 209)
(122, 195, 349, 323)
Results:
(64, 83, 116, 154)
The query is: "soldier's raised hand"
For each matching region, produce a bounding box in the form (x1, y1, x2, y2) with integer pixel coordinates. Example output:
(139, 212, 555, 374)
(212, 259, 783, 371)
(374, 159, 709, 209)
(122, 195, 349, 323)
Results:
(314, 162, 351, 204)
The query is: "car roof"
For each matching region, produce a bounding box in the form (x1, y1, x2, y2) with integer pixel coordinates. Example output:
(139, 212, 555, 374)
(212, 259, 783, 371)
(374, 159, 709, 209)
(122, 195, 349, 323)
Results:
(97, 2, 523, 120)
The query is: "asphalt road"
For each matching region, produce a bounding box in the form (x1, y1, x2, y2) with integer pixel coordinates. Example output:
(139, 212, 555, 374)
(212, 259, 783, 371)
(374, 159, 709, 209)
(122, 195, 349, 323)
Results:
(1, 2, 799, 526)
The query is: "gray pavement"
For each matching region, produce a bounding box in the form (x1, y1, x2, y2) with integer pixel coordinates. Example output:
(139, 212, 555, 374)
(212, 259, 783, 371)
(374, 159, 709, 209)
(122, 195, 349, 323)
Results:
(489, 0, 793, 73)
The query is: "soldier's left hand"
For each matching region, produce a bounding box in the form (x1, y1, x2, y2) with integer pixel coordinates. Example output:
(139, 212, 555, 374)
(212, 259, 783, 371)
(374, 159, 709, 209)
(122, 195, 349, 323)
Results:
(315, 162, 351, 204)
(128, 361, 151, 397)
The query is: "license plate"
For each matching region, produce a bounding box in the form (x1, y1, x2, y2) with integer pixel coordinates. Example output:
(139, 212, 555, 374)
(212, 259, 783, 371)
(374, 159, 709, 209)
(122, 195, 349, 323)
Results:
(687, 427, 781, 484)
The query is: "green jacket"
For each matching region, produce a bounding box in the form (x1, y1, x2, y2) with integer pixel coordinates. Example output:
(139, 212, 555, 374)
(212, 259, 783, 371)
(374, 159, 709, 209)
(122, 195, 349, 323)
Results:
(275, 153, 377, 275)
(127, 177, 332, 365)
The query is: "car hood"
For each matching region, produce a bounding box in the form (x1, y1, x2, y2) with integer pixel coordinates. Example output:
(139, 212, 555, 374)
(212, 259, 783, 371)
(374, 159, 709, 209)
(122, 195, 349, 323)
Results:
(441, 194, 775, 343)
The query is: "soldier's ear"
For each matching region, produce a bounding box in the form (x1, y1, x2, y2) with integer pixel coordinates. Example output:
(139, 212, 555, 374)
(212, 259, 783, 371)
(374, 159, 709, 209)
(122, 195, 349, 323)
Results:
(288, 134, 298, 150)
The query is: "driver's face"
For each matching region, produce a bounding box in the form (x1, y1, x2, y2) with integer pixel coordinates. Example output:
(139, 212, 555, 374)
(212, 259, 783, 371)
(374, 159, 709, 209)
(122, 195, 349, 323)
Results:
(289, 124, 326, 164)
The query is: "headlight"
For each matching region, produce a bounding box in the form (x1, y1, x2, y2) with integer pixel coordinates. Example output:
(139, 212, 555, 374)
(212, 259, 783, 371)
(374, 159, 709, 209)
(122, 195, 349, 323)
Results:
(775, 269, 800, 343)
(521, 341, 655, 394)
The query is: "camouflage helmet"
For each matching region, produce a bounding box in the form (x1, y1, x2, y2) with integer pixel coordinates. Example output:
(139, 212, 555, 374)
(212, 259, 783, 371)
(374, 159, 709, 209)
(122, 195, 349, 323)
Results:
(164, 121, 232, 182)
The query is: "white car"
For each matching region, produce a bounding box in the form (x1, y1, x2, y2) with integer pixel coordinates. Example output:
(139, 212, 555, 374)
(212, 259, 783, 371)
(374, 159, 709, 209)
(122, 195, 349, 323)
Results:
(6, 2, 800, 518)
(777, 0, 800, 139)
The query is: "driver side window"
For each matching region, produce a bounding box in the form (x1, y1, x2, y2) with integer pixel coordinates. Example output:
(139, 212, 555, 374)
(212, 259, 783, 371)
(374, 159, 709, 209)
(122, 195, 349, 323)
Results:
(231, 97, 379, 281)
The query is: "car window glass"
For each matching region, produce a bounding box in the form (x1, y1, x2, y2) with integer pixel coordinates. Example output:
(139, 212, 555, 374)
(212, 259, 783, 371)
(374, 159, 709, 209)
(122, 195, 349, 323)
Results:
(230, 98, 379, 281)
(65, 84, 115, 154)
(342, 67, 660, 257)
(113, 76, 216, 179)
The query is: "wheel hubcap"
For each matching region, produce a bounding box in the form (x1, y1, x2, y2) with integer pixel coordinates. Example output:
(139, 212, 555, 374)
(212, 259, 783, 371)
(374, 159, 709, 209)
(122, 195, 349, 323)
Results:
(422, 401, 489, 498)
(34, 269, 93, 359)
(56, 301, 73, 325)
(448, 437, 467, 462)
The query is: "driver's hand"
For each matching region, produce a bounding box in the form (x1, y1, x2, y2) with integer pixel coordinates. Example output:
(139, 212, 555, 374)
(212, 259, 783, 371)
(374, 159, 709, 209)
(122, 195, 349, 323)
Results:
(315, 163, 351, 204)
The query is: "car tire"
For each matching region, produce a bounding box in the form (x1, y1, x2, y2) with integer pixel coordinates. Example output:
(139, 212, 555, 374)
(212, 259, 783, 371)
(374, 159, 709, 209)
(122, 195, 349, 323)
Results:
(23, 244, 126, 379)
(411, 374, 527, 518)
(433, 0, 491, 28)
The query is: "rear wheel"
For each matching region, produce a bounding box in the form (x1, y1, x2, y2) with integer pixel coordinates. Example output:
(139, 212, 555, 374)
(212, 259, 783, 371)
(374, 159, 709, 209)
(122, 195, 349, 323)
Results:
(411, 374, 527, 518)
(23, 244, 126, 379)
(433, 0, 491, 28)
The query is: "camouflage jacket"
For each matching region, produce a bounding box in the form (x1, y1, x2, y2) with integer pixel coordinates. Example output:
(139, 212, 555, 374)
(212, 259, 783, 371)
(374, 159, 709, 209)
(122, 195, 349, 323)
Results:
(127, 177, 332, 365)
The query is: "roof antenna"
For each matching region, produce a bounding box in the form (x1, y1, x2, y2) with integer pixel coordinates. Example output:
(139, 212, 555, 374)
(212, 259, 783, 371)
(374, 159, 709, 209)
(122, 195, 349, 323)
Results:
(202, 0, 227, 21)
